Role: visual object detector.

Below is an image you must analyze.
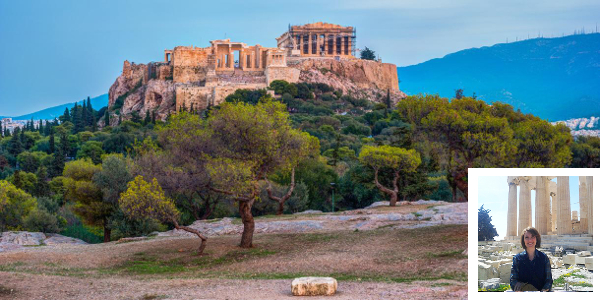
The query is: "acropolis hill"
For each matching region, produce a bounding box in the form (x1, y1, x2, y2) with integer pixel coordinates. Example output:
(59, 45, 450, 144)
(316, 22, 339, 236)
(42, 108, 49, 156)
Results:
(107, 22, 405, 122)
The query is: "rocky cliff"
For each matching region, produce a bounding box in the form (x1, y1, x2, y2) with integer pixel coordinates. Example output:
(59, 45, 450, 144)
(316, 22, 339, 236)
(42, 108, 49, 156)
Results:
(107, 57, 404, 124)
(292, 58, 406, 103)
(107, 61, 175, 125)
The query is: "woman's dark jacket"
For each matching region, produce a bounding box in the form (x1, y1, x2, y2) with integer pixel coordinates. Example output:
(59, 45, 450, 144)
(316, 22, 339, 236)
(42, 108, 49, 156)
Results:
(510, 249, 553, 291)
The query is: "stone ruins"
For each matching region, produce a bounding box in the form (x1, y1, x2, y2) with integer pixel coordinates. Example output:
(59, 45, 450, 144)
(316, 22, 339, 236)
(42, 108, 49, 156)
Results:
(479, 176, 594, 291)
(108, 22, 403, 122)
(506, 176, 593, 237)
(276, 22, 356, 58)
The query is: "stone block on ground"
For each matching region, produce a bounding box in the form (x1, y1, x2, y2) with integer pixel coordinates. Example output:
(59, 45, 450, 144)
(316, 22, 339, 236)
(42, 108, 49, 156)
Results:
(577, 251, 591, 257)
(479, 278, 501, 290)
(563, 254, 577, 265)
(478, 262, 497, 280)
(498, 263, 512, 283)
(291, 277, 337, 296)
(584, 257, 593, 271)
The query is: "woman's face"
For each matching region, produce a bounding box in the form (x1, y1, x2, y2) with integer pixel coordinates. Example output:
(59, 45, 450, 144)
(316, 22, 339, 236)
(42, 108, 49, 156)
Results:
(524, 231, 536, 249)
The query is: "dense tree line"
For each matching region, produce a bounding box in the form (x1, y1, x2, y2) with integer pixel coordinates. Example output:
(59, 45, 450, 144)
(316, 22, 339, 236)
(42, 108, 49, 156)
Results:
(1, 83, 596, 250)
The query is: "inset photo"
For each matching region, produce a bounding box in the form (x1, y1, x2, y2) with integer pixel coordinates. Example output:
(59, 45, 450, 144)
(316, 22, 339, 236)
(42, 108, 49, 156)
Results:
(469, 169, 596, 295)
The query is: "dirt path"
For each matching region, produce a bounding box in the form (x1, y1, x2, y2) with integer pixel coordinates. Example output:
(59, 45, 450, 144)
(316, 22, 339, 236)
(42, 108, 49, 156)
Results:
(0, 272, 467, 300)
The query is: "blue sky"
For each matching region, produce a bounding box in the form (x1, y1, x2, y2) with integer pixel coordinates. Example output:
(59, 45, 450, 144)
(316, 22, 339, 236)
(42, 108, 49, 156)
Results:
(478, 176, 583, 240)
(1, 0, 599, 116)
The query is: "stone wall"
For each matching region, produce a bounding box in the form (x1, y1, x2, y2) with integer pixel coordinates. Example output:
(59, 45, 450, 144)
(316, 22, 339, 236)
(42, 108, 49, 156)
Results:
(175, 83, 268, 111)
(172, 46, 213, 84)
(157, 64, 173, 80)
(175, 85, 212, 110)
(265, 66, 300, 85)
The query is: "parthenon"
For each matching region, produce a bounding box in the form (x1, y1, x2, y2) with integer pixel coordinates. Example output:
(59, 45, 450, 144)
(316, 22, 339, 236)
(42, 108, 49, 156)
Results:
(276, 22, 356, 58)
(506, 176, 593, 237)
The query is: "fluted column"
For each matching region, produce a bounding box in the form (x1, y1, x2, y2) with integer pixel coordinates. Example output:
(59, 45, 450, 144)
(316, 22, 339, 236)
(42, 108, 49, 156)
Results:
(518, 176, 532, 235)
(579, 176, 589, 233)
(548, 179, 557, 233)
(557, 176, 571, 235)
(587, 176, 593, 235)
(535, 176, 549, 234)
(545, 178, 552, 233)
(507, 176, 519, 237)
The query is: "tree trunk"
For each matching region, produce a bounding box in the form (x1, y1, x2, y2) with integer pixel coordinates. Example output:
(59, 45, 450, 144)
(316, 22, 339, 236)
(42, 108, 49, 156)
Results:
(172, 219, 208, 255)
(103, 226, 111, 243)
(239, 200, 255, 248)
(373, 168, 399, 207)
(455, 169, 468, 201)
(266, 168, 296, 216)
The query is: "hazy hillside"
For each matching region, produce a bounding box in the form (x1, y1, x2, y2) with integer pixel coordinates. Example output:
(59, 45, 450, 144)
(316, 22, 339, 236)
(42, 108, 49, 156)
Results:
(397, 33, 600, 121)
(2, 94, 108, 120)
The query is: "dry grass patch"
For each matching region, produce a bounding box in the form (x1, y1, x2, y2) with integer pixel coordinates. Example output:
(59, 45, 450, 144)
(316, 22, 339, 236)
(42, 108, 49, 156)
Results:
(1, 223, 466, 284)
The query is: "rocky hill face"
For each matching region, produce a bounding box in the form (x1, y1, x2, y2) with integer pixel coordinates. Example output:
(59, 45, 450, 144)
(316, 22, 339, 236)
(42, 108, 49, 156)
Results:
(108, 61, 175, 124)
(293, 58, 405, 103)
(107, 56, 404, 124)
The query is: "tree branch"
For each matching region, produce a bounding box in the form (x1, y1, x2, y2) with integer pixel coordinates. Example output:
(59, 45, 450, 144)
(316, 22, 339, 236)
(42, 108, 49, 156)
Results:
(374, 168, 395, 196)
(171, 218, 207, 255)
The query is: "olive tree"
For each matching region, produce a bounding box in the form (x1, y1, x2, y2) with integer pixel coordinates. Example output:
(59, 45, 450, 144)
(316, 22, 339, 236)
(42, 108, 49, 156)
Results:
(205, 100, 318, 247)
(119, 176, 208, 254)
(358, 145, 421, 206)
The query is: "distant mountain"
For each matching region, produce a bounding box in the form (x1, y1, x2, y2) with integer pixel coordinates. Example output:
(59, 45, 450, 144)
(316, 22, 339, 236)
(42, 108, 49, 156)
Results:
(397, 33, 600, 121)
(3, 94, 108, 120)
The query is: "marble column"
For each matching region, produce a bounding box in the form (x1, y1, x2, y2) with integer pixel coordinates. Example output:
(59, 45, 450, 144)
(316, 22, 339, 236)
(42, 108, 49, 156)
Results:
(535, 176, 549, 234)
(579, 176, 589, 233)
(518, 176, 532, 235)
(545, 178, 552, 233)
(587, 176, 593, 235)
(507, 176, 519, 237)
(333, 35, 337, 55)
(557, 176, 571, 235)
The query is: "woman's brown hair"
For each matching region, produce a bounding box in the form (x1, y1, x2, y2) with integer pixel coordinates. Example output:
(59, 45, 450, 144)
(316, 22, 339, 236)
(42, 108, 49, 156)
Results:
(520, 227, 541, 249)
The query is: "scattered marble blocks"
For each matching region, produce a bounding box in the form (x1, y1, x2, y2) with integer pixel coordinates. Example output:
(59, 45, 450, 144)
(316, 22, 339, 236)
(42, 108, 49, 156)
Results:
(479, 278, 501, 290)
(584, 257, 593, 271)
(291, 277, 337, 296)
(563, 254, 577, 265)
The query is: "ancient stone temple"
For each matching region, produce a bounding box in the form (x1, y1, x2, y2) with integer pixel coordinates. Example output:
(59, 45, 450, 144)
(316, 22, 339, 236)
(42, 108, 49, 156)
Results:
(505, 176, 593, 237)
(276, 22, 356, 57)
(160, 39, 296, 111)
(108, 22, 404, 123)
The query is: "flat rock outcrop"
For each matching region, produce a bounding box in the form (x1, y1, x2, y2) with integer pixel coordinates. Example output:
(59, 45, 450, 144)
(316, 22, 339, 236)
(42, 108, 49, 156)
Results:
(0, 231, 87, 252)
(158, 202, 467, 238)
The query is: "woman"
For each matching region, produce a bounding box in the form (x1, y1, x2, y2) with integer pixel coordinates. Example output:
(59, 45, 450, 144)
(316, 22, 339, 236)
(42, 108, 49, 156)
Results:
(510, 227, 553, 291)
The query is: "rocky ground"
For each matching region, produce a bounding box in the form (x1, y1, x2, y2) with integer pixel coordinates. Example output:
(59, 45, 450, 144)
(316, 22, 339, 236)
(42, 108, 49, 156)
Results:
(0, 200, 468, 300)
(478, 241, 594, 292)
(157, 200, 467, 239)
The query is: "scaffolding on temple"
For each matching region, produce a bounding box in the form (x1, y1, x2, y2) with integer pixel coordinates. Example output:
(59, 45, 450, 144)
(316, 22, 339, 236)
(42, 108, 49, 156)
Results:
(281, 23, 356, 57)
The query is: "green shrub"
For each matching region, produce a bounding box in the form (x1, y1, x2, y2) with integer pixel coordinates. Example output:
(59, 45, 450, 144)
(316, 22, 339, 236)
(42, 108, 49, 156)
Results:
(23, 209, 62, 233)
(60, 224, 103, 244)
(110, 209, 167, 240)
